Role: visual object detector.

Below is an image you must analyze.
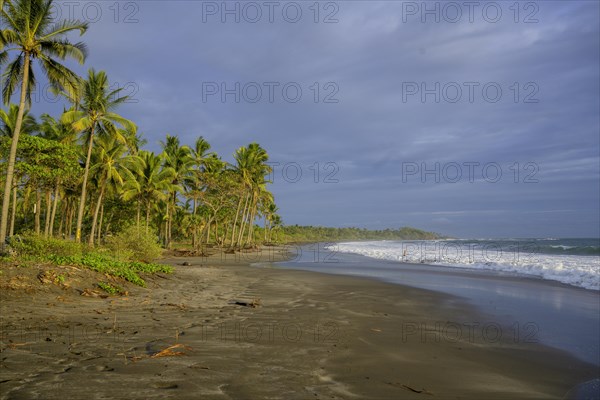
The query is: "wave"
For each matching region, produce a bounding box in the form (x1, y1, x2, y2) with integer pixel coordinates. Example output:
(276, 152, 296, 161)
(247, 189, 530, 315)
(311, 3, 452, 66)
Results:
(327, 240, 600, 291)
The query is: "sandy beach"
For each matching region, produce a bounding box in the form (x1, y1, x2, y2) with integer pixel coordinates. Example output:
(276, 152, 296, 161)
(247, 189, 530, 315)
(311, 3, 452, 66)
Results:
(0, 247, 597, 399)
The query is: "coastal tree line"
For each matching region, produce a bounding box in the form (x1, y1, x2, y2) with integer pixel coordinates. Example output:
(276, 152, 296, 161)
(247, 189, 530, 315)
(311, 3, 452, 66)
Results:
(0, 0, 281, 252)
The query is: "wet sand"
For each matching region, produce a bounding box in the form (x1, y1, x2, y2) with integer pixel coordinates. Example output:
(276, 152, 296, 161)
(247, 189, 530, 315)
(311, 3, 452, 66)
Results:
(0, 247, 597, 399)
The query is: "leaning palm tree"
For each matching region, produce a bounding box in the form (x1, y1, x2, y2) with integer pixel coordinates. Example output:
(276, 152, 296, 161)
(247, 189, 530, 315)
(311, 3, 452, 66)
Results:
(0, 0, 87, 244)
(232, 143, 271, 248)
(62, 69, 136, 243)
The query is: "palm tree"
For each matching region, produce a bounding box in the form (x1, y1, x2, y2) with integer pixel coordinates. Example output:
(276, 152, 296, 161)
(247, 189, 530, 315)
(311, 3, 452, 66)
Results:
(121, 125, 146, 155)
(0, 0, 87, 245)
(261, 195, 277, 243)
(270, 213, 282, 243)
(122, 150, 175, 233)
(160, 135, 191, 248)
(62, 69, 135, 243)
(88, 135, 134, 246)
(0, 103, 37, 236)
(183, 136, 216, 248)
(39, 113, 77, 145)
(232, 143, 271, 248)
(0, 104, 37, 137)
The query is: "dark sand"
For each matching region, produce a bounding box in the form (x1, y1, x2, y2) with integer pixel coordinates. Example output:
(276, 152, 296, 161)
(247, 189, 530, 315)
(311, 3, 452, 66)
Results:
(1, 247, 597, 399)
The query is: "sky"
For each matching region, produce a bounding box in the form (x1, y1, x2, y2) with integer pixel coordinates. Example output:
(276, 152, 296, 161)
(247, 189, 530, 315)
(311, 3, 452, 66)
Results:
(21, 0, 600, 238)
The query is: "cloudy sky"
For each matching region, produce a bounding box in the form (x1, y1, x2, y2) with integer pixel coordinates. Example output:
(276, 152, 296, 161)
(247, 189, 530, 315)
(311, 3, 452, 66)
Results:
(30, 0, 600, 238)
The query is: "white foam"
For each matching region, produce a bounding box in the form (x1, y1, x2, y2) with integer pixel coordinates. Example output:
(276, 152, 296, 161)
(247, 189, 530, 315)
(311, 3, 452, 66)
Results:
(327, 241, 600, 291)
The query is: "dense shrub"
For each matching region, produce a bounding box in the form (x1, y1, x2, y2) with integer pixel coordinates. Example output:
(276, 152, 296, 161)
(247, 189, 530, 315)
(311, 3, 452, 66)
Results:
(105, 224, 163, 262)
(9, 232, 85, 258)
(7, 232, 172, 287)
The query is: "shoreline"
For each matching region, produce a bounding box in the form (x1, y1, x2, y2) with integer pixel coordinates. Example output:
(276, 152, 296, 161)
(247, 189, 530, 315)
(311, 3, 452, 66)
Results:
(275, 243, 600, 366)
(1, 246, 598, 399)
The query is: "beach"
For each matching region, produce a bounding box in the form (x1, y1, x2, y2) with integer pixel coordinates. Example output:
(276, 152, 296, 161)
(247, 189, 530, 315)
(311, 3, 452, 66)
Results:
(1, 247, 597, 399)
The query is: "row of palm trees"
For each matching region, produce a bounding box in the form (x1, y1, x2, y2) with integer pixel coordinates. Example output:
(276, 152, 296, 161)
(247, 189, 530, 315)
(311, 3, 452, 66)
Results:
(0, 0, 281, 250)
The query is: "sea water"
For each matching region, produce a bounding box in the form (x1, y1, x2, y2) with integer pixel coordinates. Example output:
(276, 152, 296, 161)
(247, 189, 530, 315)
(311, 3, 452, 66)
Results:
(329, 238, 600, 290)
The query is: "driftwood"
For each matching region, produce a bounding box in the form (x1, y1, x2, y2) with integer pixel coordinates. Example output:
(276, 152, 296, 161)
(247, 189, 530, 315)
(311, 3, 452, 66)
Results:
(229, 298, 261, 308)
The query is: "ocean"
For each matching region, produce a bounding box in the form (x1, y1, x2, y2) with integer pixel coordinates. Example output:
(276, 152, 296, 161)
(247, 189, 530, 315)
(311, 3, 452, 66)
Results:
(327, 238, 600, 290)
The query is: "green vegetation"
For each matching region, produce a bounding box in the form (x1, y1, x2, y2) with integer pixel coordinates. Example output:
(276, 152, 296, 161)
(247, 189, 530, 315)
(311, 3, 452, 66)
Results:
(0, 0, 278, 254)
(277, 225, 442, 243)
(48, 253, 171, 287)
(97, 281, 124, 295)
(0, 0, 87, 246)
(8, 233, 84, 258)
(9, 233, 172, 287)
(0, 0, 440, 265)
(104, 224, 163, 262)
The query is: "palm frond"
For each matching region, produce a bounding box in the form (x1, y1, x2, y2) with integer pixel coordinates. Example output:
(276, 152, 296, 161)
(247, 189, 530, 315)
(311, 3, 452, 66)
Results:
(40, 18, 88, 40)
(1, 52, 22, 104)
(30, 0, 53, 38)
(40, 39, 87, 63)
(38, 54, 81, 96)
(104, 112, 136, 132)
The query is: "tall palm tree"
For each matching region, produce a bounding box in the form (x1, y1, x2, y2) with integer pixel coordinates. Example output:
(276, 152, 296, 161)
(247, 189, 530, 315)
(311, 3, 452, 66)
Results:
(183, 136, 216, 248)
(160, 134, 191, 248)
(62, 69, 135, 243)
(261, 194, 277, 243)
(0, 0, 87, 244)
(232, 143, 271, 248)
(88, 135, 134, 246)
(122, 150, 175, 233)
(0, 103, 36, 236)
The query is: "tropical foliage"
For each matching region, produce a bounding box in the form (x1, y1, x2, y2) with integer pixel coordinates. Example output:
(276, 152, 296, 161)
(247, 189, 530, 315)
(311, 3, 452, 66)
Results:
(1, 0, 434, 258)
(0, 0, 282, 254)
(0, 0, 87, 245)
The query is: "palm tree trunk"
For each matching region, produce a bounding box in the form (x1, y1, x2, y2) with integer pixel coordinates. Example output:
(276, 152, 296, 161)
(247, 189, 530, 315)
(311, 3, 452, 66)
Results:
(49, 183, 60, 237)
(97, 203, 104, 244)
(192, 197, 197, 249)
(75, 122, 97, 243)
(9, 178, 17, 237)
(166, 191, 175, 249)
(58, 200, 66, 238)
(44, 190, 52, 237)
(68, 202, 75, 239)
(163, 218, 168, 247)
(35, 190, 41, 235)
(0, 53, 30, 246)
(246, 194, 257, 244)
(230, 196, 243, 248)
(136, 201, 141, 230)
(264, 215, 268, 243)
(145, 202, 151, 234)
(237, 193, 250, 248)
(89, 183, 106, 246)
